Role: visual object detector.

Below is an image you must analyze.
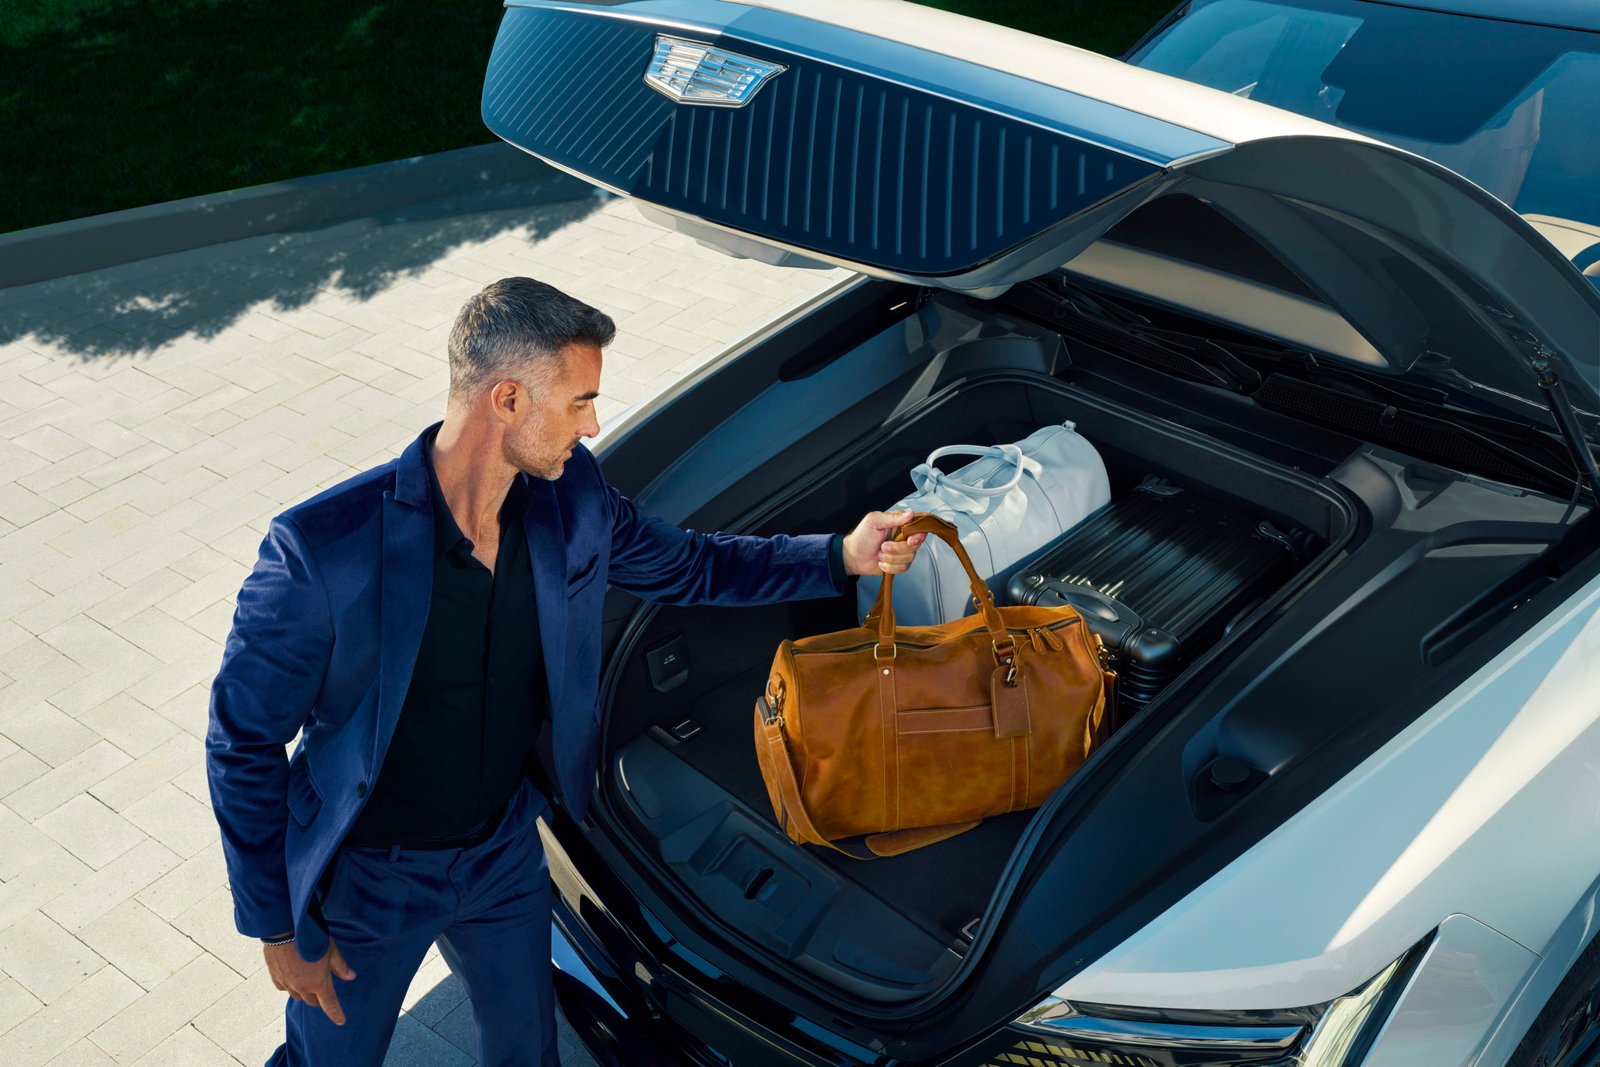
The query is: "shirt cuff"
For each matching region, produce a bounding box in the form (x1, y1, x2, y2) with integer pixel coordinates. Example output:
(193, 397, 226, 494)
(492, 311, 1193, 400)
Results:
(828, 533, 849, 589)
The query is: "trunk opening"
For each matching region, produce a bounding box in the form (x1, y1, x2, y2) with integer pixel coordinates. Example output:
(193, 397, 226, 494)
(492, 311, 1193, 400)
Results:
(592, 345, 1356, 1001)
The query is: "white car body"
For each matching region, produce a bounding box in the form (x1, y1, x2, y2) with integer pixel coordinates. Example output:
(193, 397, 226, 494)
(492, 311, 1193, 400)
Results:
(484, 2, 1600, 1063)
(1064, 568, 1600, 1063)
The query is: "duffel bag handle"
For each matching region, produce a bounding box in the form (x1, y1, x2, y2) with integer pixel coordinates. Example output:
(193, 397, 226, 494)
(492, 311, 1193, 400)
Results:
(911, 443, 1036, 497)
(865, 513, 1015, 669)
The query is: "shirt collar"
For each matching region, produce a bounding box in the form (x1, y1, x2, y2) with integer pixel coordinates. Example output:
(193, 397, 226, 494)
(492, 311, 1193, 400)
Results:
(424, 427, 533, 560)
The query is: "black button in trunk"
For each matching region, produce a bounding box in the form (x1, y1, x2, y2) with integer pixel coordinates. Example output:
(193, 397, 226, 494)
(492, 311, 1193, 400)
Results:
(646, 634, 690, 693)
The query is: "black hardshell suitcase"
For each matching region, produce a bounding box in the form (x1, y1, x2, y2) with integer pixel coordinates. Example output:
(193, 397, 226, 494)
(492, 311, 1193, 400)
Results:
(1005, 479, 1305, 722)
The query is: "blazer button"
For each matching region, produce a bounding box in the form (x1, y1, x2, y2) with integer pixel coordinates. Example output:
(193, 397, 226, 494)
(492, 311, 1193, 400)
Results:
(356, 781, 368, 797)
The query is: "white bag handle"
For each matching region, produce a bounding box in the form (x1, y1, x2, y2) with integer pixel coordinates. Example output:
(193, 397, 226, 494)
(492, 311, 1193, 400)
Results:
(911, 444, 1036, 497)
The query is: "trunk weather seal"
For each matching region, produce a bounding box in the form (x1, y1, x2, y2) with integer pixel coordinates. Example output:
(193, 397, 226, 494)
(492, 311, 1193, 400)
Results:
(588, 366, 1362, 1027)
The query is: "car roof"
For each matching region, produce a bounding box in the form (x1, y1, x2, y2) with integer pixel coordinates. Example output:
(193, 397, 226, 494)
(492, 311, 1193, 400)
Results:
(1370, 0, 1600, 33)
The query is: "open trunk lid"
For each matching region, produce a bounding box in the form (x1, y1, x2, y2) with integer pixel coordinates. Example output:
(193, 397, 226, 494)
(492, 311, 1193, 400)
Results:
(484, 0, 1600, 427)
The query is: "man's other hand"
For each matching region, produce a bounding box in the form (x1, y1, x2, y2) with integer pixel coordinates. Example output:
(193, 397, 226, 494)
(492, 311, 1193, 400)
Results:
(265, 936, 357, 1026)
(843, 510, 928, 576)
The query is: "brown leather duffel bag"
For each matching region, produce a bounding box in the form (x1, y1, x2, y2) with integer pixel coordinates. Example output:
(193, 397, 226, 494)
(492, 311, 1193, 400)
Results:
(754, 514, 1113, 857)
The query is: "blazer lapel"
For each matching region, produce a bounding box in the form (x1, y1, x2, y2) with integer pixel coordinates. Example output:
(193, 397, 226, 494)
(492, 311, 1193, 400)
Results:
(521, 479, 585, 806)
(373, 430, 437, 771)
(523, 476, 567, 719)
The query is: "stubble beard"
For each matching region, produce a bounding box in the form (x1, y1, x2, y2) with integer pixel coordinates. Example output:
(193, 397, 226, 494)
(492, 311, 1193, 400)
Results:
(507, 415, 573, 482)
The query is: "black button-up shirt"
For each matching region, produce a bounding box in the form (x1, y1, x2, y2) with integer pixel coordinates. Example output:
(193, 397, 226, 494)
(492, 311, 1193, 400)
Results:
(346, 439, 547, 847)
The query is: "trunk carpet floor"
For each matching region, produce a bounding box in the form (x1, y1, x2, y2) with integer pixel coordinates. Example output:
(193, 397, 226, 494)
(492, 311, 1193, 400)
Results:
(664, 665, 1033, 940)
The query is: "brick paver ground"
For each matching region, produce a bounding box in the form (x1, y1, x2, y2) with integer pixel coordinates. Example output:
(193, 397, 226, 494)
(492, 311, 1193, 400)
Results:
(0, 184, 847, 1066)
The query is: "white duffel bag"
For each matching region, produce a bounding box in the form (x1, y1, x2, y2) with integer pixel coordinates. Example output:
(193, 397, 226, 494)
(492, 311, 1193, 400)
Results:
(857, 422, 1111, 626)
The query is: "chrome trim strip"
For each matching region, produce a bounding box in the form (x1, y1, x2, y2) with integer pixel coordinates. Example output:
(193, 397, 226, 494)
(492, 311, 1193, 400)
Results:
(1040, 1016, 1304, 1050)
(611, 176, 1179, 293)
(1018, 1001, 1304, 1051)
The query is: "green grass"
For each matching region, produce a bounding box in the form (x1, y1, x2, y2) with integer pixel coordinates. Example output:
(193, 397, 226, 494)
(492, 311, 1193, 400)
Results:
(0, 0, 1174, 235)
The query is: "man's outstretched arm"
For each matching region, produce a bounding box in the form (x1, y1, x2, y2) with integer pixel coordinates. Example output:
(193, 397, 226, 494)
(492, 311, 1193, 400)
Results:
(602, 466, 926, 604)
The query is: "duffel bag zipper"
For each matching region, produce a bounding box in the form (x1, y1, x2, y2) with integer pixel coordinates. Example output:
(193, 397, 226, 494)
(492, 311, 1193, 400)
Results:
(1028, 626, 1067, 653)
(793, 616, 1081, 657)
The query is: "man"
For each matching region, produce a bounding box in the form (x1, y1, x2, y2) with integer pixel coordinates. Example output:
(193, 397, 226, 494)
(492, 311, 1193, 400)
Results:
(205, 277, 927, 1067)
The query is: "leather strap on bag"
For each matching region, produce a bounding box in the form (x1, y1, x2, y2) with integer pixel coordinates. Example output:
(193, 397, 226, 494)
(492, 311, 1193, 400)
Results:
(864, 514, 1012, 648)
(864, 514, 1031, 739)
(760, 710, 976, 859)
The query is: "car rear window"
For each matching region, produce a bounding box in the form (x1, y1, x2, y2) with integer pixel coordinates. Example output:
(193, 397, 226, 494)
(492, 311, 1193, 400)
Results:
(1131, 0, 1600, 230)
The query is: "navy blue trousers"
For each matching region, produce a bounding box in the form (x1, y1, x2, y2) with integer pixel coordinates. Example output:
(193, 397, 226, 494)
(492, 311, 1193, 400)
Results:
(269, 781, 557, 1067)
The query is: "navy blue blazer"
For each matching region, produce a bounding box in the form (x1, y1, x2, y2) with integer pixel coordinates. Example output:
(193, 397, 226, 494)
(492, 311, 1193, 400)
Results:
(205, 425, 841, 960)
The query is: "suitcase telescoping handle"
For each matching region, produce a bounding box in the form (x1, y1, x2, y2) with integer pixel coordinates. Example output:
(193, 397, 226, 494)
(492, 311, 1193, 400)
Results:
(862, 513, 1019, 683)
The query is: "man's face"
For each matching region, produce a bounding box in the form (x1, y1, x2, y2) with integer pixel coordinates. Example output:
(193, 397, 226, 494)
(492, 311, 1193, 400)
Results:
(502, 342, 602, 481)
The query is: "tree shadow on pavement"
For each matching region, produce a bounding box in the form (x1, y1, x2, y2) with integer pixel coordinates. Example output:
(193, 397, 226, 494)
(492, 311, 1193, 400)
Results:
(0, 190, 608, 362)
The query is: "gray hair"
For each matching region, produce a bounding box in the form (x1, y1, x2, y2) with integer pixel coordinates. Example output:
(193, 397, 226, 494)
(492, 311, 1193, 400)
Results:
(446, 277, 616, 401)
